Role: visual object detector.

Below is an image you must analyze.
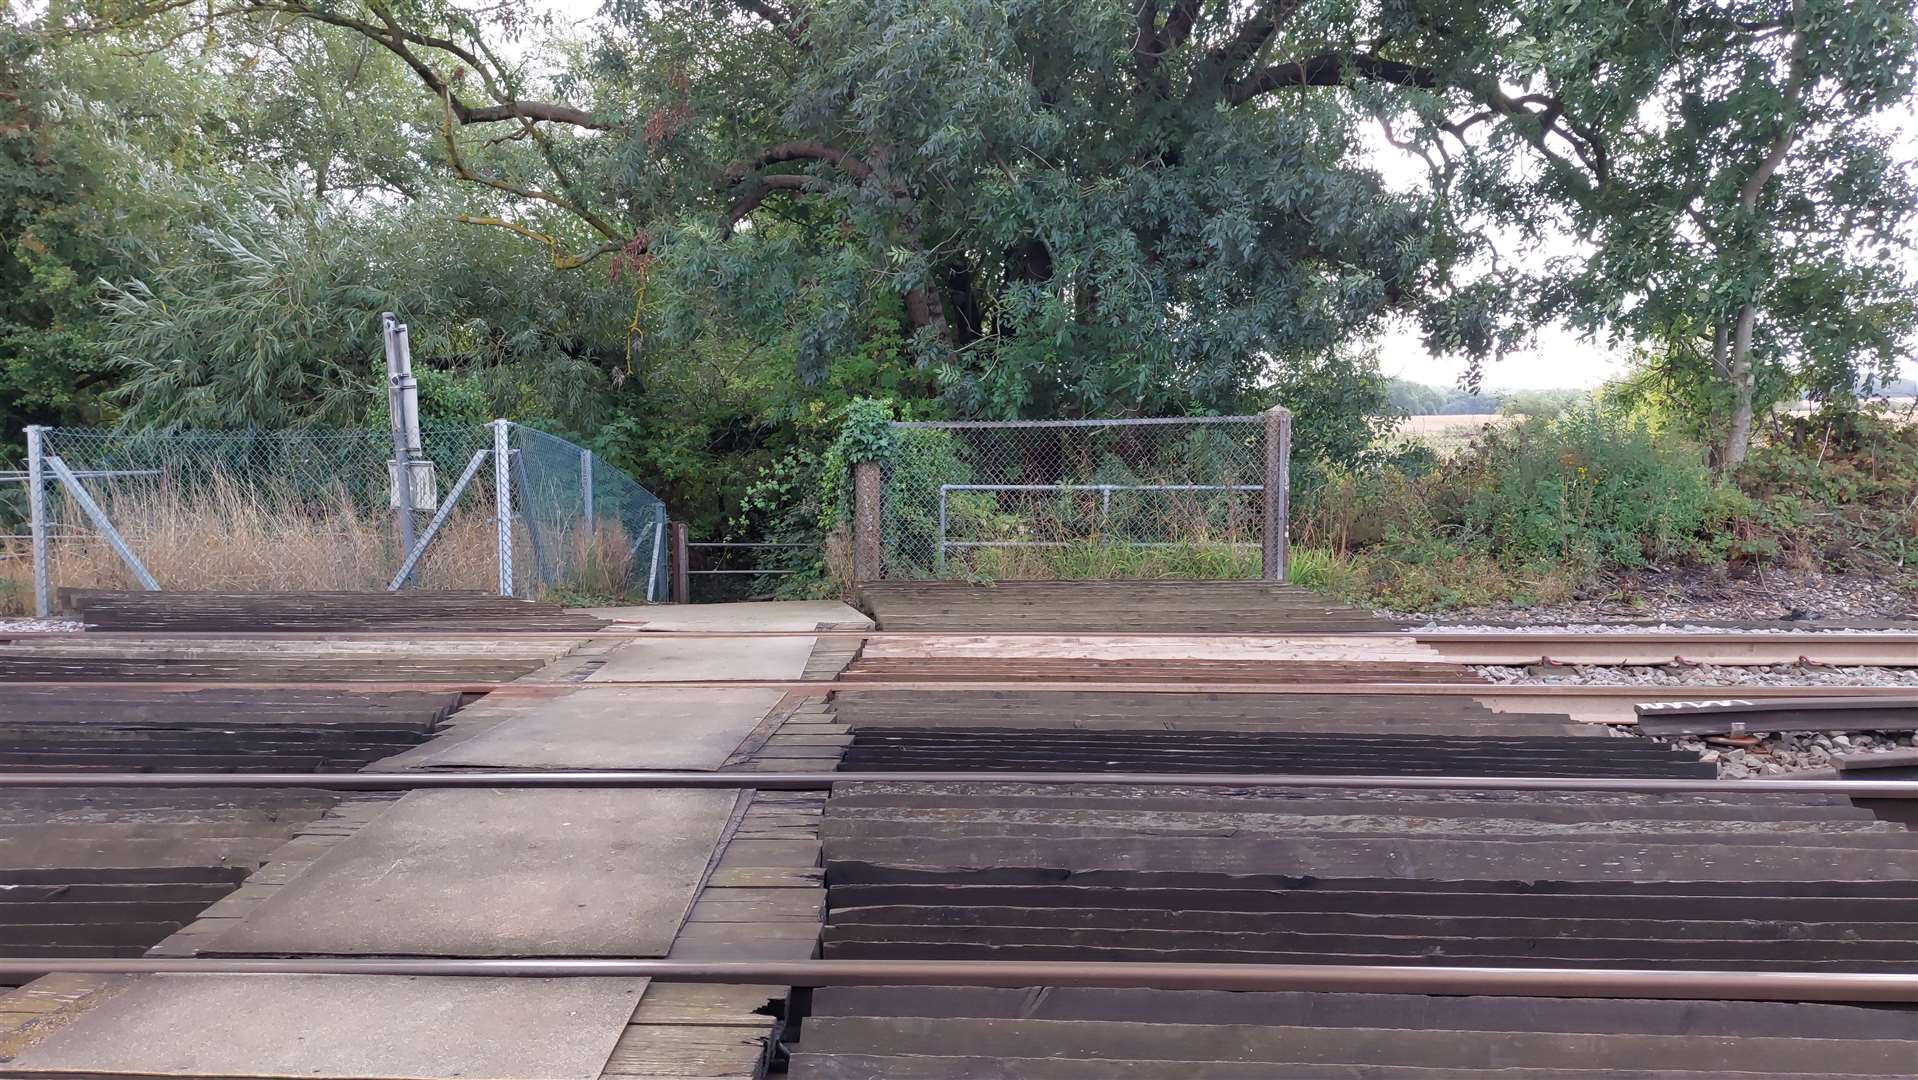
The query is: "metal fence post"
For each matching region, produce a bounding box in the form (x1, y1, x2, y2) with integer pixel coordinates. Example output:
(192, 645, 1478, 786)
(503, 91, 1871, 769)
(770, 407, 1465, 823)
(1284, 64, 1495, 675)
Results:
(25, 426, 49, 618)
(853, 460, 882, 582)
(644, 505, 666, 603)
(580, 448, 594, 534)
(382, 314, 416, 560)
(935, 485, 949, 576)
(670, 521, 690, 603)
(492, 419, 513, 597)
(1262, 405, 1292, 582)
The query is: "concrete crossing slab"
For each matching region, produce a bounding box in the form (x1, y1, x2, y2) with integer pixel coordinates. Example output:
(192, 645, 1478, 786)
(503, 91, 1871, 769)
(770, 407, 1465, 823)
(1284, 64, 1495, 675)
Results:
(4, 974, 645, 1079)
(589, 635, 819, 682)
(580, 600, 871, 630)
(207, 789, 737, 957)
(416, 687, 783, 770)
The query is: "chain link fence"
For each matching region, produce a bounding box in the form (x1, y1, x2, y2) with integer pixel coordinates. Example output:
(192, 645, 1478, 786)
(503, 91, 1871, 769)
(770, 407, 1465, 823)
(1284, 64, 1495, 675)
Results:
(12, 421, 666, 614)
(878, 416, 1273, 580)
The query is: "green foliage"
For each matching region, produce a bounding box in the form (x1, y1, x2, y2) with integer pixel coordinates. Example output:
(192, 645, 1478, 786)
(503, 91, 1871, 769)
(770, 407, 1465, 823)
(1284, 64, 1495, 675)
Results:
(1453, 405, 1721, 568)
(1735, 406, 1918, 568)
(1533, 0, 1918, 463)
(830, 398, 898, 465)
(11, 0, 1918, 597)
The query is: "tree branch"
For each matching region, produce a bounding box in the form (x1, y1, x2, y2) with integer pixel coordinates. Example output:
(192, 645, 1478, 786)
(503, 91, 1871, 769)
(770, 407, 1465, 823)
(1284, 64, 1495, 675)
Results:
(1161, 0, 1202, 51)
(453, 215, 630, 269)
(1226, 51, 1437, 103)
(1196, 0, 1301, 90)
(1739, 0, 1807, 212)
(723, 141, 876, 186)
(244, 0, 616, 130)
(731, 0, 810, 49)
(723, 173, 831, 234)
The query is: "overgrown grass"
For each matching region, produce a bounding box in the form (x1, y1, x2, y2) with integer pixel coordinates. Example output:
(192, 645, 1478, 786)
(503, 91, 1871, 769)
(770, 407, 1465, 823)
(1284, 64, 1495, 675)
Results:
(1285, 402, 1918, 612)
(0, 473, 646, 614)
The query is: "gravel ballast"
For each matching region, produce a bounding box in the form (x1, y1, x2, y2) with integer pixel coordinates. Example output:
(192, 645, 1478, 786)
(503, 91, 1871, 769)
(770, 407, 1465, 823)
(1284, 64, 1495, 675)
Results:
(1475, 662, 1918, 689)
(0, 618, 81, 633)
(1476, 661, 1918, 777)
(1415, 622, 1918, 635)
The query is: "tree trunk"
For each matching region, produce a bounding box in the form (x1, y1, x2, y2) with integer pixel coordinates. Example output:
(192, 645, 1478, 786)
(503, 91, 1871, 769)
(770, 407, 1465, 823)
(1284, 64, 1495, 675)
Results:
(903, 285, 950, 343)
(1718, 302, 1758, 470)
(1710, 0, 1804, 473)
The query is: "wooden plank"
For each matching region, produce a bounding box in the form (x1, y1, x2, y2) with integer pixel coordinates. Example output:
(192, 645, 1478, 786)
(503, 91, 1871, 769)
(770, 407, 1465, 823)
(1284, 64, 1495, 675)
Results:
(601, 1022, 769, 1078)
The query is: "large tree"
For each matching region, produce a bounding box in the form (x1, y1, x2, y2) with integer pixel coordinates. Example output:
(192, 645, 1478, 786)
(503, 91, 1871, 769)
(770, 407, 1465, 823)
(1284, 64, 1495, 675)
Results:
(35, 0, 1918, 445)
(45, 0, 1594, 417)
(1529, 0, 1918, 468)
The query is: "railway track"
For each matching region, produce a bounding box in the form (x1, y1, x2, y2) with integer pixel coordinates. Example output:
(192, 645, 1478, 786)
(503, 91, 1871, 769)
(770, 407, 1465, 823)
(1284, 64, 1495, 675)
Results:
(1, 584, 1917, 1078)
(7, 627, 1916, 667)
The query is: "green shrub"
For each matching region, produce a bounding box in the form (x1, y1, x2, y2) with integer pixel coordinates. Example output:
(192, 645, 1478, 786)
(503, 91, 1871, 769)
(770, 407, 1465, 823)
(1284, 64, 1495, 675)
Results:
(1454, 403, 1717, 568)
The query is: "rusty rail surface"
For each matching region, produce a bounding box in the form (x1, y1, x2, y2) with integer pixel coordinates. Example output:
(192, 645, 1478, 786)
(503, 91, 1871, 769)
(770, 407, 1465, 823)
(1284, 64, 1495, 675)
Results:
(4, 769, 1918, 796)
(2, 958, 1918, 1002)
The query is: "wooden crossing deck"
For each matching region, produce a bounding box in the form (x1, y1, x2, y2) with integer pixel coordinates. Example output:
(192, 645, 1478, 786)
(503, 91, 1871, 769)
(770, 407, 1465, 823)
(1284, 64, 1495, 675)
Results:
(778, 583, 1918, 1078)
(60, 590, 609, 633)
(1, 584, 1914, 1078)
(857, 581, 1398, 633)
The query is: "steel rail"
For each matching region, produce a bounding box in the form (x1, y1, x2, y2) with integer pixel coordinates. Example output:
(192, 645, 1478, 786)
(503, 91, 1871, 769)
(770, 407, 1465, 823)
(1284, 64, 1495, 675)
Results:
(2, 630, 1913, 641)
(3, 957, 1918, 1001)
(0, 680, 1907, 697)
(3, 769, 1918, 796)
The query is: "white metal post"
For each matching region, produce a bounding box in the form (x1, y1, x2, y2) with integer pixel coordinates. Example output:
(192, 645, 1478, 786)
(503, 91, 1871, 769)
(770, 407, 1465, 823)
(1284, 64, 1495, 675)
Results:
(25, 426, 48, 618)
(645, 506, 665, 603)
(493, 420, 514, 597)
(382, 314, 416, 558)
(580, 448, 594, 534)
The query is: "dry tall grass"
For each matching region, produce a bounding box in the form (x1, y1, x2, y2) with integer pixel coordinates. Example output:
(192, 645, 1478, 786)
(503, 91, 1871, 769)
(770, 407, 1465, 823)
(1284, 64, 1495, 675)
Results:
(0, 473, 638, 614)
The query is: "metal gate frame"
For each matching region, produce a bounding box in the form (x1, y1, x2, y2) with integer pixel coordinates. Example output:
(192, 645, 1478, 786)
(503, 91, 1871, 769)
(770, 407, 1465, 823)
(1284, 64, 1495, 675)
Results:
(852, 407, 1291, 583)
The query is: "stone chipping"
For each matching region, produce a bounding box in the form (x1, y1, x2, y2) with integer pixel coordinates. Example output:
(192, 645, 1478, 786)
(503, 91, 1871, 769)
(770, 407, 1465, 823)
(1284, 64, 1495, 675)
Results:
(1476, 661, 1918, 778)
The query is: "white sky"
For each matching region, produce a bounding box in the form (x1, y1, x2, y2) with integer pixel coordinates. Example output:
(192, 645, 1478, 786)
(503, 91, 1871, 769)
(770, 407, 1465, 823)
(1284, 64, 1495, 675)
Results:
(1361, 109, 1918, 392)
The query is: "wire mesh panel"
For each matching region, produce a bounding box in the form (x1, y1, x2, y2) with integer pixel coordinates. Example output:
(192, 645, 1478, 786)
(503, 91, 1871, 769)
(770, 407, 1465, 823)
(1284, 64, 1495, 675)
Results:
(881, 417, 1268, 580)
(24, 423, 667, 603)
(507, 425, 668, 601)
(35, 425, 494, 595)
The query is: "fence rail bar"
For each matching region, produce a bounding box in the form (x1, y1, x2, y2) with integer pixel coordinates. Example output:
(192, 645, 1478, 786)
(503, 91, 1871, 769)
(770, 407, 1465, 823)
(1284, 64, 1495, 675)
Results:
(4, 770, 1918, 797)
(0, 957, 1911, 1001)
(893, 416, 1260, 429)
(0, 469, 162, 483)
(387, 448, 492, 591)
(940, 484, 1265, 492)
(42, 454, 159, 592)
(942, 541, 1259, 549)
